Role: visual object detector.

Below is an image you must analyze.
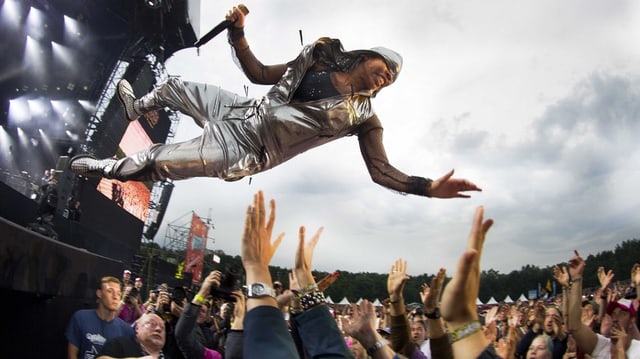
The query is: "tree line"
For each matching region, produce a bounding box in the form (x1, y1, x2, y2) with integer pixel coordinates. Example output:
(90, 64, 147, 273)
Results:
(140, 238, 640, 304)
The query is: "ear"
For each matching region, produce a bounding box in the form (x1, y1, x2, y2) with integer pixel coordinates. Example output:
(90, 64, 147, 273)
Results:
(96, 288, 102, 299)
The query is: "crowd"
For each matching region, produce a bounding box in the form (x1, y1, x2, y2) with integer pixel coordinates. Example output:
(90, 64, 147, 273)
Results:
(62, 3, 638, 358)
(64, 190, 640, 359)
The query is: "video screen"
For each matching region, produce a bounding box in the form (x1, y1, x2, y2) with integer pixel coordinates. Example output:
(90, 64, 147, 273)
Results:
(96, 120, 153, 222)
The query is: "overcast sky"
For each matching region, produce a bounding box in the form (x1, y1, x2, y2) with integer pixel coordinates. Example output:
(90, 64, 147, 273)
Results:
(156, 0, 640, 277)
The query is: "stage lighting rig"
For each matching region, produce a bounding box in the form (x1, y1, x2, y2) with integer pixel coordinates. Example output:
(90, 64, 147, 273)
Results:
(145, 0, 162, 9)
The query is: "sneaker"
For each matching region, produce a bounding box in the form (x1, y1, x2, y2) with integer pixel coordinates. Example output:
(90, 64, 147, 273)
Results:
(116, 79, 141, 121)
(69, 154, 117, 178)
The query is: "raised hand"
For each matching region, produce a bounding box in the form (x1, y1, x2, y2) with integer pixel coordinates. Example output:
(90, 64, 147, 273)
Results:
(387, 259, 409, 297)
(440, 206, 493, 326)
(241, 191, 284, 271)
(428, 169, 482, 199)
(423, 268, 446, 313)
(553, 265, 570, 288)
(568, 250, 585, 279)
(597, 266, 615, 289)
(294, 226, 322, 290)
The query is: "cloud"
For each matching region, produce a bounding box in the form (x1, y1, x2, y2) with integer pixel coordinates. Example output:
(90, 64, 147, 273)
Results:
(156, 1, 640, 277)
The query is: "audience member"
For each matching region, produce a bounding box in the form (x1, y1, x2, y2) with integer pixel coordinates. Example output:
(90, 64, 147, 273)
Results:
(421, 268, 453, 359)
(174, 270, 234, 359)
(526, 334, 554, 359)
(118, 284, 145, 324)
(97, 313, 165, 358)
(566, 250, 640, 358)
(342, 299, 401, 359)
(240, 191, 352, 358)
(65, 276, 134, 359)
(439, 206, 496, 359)
(121, 270, 131, 288)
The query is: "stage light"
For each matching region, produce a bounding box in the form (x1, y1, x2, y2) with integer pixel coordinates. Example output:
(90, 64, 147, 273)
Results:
(1, 0, 23, 29)
(145, 0, 162, 9)
(8, 98, 30, 126)
(26, 6, 46, 41)
(63, 15, 82, 40)
(78, 100, 95, 112)
(52, 41, 75, 72)
(25, 36, 48, 78)
(65, 130, 79, 141)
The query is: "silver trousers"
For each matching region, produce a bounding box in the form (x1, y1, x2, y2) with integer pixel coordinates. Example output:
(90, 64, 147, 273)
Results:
(112, 78, 262, 182)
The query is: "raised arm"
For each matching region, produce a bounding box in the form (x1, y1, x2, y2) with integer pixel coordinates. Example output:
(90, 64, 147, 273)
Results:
(566, 250, 598, 355)
(440, 206, 495, 359)
(225, 5, 288, 85)
(357, 115, 481, 198)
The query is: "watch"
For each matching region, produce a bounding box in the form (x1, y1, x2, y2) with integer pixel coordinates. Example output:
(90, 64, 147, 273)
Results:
(425, 307, 441, 319)
(246, 282, 276, 298)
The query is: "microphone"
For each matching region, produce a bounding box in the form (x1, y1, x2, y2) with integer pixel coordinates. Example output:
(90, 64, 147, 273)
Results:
(194, 4, 249, 48)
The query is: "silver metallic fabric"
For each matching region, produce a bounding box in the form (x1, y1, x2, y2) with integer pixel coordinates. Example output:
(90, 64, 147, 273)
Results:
(111, 40, 401, 182)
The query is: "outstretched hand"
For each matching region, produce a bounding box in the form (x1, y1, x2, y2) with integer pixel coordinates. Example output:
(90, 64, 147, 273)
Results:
(294, 226, 323, 290)
(440, 206, 493, 327)
(429, 169, 482, 199)
(241, 191, 284, 271)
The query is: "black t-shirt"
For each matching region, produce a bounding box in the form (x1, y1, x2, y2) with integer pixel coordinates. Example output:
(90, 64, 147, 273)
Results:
(98, 336, 165, 358)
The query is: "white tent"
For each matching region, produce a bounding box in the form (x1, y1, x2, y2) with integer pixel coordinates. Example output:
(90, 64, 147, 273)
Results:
(338, 297, 351, 305)
(504, 295, 514, 303)
(486, 296, 498, 305)
(372, 298, 383, 307)
(325, 296, 334, 304)
(476, 297, 484, 305)
(356, 298, 364, 305)
(517, 294, 528, 302)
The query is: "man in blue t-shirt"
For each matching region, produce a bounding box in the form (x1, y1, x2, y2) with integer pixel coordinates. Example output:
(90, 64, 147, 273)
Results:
(66, 276, 135, 359)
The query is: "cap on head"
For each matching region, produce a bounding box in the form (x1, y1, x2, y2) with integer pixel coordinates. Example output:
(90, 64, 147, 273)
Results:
(367, 47, 402, 83)
(135, 277, 143, 282)
(124, 270, 131, 274)
(606, 298, 637, 317)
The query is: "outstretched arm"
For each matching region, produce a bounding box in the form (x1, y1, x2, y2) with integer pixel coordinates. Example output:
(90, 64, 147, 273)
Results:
(357, 115, 482, 198)
(226, 5, 288, 85)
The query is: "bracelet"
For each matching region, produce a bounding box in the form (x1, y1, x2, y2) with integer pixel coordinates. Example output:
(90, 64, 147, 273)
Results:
(300, 291, 326, 312)
(568, 277, 582, 288)
(449, 321, 482, 342)
(366, 339, 389, 356)
(194, 294, 206, 305)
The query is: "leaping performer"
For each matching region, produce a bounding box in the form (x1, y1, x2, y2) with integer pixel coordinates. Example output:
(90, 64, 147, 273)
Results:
(70, 4, 481, 199)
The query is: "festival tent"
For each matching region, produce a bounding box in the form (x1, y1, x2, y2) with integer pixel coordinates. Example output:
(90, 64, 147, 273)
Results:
(518, 294, 528, 302)
(372, 298, 383, 307)
(325, 296, 334, 304)
(338, 297, 351, 305)
(356, 298, 364, 305)
(485, 297, 498, 305)
(476, 298, 484, 305)
(504, 295, 514, 303)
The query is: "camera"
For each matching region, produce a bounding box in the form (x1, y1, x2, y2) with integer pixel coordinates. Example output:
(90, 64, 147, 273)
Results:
(124, 287, 139, 303)
(210, 266, 243, 302)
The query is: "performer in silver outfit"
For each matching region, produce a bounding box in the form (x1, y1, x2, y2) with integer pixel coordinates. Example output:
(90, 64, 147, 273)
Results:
(70, 5, 481, 199)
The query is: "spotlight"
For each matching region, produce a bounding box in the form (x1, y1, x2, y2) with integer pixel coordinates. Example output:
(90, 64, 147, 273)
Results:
(145, 0, 162, 9)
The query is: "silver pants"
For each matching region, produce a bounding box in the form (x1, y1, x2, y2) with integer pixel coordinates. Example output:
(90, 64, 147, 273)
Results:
(112, 78, 262, 182)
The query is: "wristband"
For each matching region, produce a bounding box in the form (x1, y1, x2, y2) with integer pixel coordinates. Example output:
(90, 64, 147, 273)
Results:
(366, 339, 389, 356)
(288, 291, 326, 316)
(569, 277, 582, 288)
(449, 321, 482, 342)
(194, 294, 206, 305)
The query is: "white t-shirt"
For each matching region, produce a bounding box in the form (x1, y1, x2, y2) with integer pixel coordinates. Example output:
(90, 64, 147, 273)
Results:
(591, 334, 640, 359)
(419, 339, 431, 359)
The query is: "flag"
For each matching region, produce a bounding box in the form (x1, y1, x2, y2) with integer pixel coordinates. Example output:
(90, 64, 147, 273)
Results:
(212, 254, 221, 264)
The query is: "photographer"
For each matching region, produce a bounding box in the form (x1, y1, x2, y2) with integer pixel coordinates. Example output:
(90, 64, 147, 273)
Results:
(175, 270, 245, 359)
(118, 284, 145, 324)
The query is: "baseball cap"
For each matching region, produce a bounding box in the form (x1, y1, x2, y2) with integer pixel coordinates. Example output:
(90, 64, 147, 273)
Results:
(135, 277, 142, 282)
(606, 299, 636, 317)
(123, 269, 131, 274)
